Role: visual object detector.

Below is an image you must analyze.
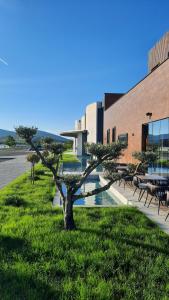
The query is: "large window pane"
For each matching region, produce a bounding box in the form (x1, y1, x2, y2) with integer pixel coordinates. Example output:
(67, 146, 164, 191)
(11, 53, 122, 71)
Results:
(148, 122, 153, 150)
(147, 118, 169, 175)
(153, 119, 160, 147)
(160, 118, 169, 160)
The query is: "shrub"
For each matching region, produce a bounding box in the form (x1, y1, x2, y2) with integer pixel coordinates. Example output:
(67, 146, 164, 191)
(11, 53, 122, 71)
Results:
(43, 194, 54, 202)
(28, 175, 40, 181)
(156, 159, 169, 167)
(35, 169, 46, 176)
(4, 195, 25, 207)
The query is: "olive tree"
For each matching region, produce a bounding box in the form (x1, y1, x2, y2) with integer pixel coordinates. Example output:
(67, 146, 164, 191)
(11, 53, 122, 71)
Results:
(132, 151, 158, 174)
(16, 126, 125, 230)
(27, 153, 40, 184)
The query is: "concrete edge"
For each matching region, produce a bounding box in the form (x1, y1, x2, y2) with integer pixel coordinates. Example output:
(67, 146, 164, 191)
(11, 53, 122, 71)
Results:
(54, 174, 131, 208)
(99, 175, 131, 206)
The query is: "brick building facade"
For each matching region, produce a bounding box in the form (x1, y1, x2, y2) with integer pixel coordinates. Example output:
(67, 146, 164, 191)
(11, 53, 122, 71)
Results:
(104, 32, 169, 163)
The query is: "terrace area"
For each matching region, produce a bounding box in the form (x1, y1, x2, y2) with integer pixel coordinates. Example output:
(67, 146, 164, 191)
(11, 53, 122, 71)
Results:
(59, 154, 169, 234)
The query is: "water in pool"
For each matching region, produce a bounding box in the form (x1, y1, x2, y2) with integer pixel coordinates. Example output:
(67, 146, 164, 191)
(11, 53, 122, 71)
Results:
(62, 156, 103, 173)
(74, 180, 119, 206)
(61, 157, 119, 206)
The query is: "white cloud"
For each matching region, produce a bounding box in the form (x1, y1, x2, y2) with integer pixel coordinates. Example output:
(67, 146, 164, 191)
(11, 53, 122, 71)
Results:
(0, 57, 8, 66)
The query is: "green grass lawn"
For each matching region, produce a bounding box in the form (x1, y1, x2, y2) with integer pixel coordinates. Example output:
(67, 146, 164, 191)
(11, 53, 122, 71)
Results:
(61, 152, 80, 163)
(0, 155, 169, 299)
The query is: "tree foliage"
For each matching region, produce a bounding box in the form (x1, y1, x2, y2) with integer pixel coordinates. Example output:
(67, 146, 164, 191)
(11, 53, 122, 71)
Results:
(27, 153, 40, 164)
(16, 126, 37, 142)
(16, 126, 125, 230)
(5, 135, 16, 147)
(132, 151, 158, 173)
(132, 151, 158, 164)
(64, 140, 73, 150)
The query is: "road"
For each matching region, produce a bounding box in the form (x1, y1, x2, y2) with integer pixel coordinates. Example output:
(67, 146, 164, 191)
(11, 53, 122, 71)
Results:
(0, 155, 30, 189)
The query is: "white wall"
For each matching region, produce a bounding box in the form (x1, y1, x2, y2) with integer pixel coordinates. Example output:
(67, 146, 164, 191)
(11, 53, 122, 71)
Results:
(86, 102, 98, 143)
(73, 101, 102, 155)
(73, 138, 76, 153)
(81, 115, 86, 130)
(75, 120, 81, 130)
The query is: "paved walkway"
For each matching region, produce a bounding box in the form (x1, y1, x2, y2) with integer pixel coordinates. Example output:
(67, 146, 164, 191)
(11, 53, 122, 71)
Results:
(111, 181, 169, 235)
(0, 155, 30, 189)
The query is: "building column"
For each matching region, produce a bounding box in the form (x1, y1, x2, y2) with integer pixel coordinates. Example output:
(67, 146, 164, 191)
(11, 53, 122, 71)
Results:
(77, 133, 83, 156)
(73, 138, 76, 154)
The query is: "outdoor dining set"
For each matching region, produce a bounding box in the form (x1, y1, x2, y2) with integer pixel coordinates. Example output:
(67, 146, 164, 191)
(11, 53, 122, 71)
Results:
(116, 165, 169, 221)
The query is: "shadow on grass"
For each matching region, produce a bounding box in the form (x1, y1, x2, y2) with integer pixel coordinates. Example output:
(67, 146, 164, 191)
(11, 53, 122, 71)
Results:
(0, 235, 26, 252)
(78, 227, 169, 256)
(0, 269, 58, 300)
(0, 235, 59, 299)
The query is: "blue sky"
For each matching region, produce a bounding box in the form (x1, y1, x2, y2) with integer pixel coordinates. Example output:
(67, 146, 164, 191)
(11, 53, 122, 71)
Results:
(0, 0, 169, 134)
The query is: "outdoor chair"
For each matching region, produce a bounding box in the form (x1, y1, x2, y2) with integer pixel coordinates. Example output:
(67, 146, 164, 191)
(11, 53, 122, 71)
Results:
(118, 164, 139, 189)
(158, 178, 169, 187)
(123, 174, 134, 189)
(118, 169, 128, 186)
(147, 183, 168, 215)
(119, 174, 133, 189)
(165, 192, 169, 221)
(133, 176, 148, 202)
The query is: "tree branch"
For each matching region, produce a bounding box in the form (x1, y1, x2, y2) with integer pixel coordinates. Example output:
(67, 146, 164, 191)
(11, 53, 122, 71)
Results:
(82, 160, 97, 175)
(73, 179, 114, 201)
(71, 159, 102, 194)
(71, 144, 124, 195)
(55, 180, 65, 202)
(55, 157, 60, 174)
(28, 140, 61, 178)
(29, 139, 65, 200)
(29, 140, 51, 168)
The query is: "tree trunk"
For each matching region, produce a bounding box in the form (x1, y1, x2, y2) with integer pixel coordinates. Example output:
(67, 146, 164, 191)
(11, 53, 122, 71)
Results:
(32, 164, 35, 184)
(135, 162, 141, 174)
(64, 195, 75, 230)
(31, 167, 33, 184)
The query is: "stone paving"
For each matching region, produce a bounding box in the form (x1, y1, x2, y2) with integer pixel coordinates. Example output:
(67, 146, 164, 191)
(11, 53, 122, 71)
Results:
(0, 155, 30, 189)
(112, 181, 169, 235)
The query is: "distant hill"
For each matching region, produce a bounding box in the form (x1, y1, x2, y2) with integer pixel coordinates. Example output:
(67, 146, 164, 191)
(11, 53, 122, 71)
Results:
(0, 129, 16, 139)
(148, 134, 169, 144)
(34, 130, 70, 143)
(0, 129, 69, 144)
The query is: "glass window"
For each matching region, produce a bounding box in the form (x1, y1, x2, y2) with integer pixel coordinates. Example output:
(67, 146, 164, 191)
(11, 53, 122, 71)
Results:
(147, 122, 153, 150)
(118, 133, 128, 146)
(112, 127, 116, 142)
(153, 120, 160, 145)
(147, 118, 169, 174)
(160, 118, 169, 160)
(107, 129, 110, 144)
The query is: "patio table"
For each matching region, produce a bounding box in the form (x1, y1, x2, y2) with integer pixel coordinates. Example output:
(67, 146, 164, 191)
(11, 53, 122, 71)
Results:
(116, 166, 129, 171)
(137, 174, 167, 183)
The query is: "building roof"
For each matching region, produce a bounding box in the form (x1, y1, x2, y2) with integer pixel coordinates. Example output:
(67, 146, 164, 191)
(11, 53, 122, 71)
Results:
(60, 129, 87, 138)
(103, 93, 124, 111)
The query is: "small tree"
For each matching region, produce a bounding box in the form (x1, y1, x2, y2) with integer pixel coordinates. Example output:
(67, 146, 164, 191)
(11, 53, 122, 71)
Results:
(16, 126, 125, 230)
(42, 137, 55, 145)
(64, 140, 73, 151)
(27, 153, 40, 184)
(5, 135, 16, 147)
(132, 151, 158, 174)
